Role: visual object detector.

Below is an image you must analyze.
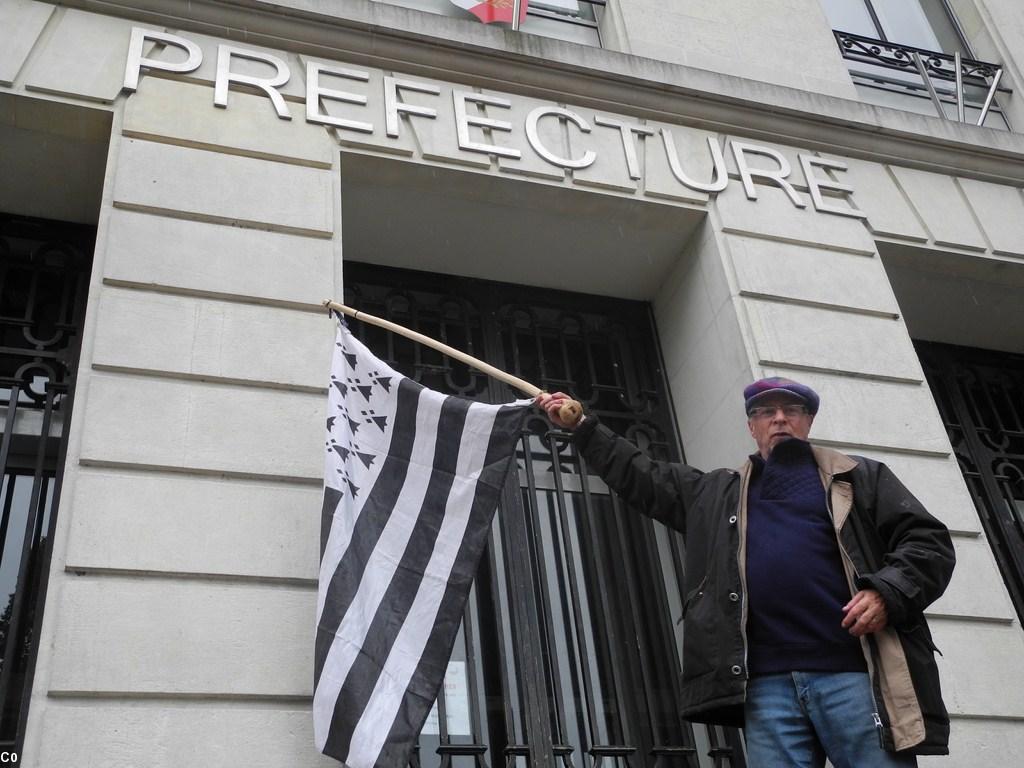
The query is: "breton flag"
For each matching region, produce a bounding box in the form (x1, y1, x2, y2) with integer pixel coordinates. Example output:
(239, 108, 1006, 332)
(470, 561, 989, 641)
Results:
(314, 316, 530, 767)
(448, 0, 529, 25)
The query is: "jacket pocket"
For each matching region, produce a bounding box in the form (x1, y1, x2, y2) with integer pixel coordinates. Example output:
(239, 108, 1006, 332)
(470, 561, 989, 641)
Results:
(907, 621, 942, 656)
(680, 574, 709, 621)
(680, 574, 717, 679)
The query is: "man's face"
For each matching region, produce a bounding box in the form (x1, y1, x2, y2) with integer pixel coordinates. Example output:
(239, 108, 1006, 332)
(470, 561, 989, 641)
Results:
(747, 395, 814, 459)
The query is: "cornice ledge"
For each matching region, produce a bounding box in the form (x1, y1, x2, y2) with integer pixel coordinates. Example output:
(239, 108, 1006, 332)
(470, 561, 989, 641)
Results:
(64, 0, 1024, 183)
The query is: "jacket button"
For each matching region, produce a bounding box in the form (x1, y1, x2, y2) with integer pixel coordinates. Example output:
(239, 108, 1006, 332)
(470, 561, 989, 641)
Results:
(729, 592, 740, 602)
(728, 515, 737, 525)
(731, 665, 743, 676)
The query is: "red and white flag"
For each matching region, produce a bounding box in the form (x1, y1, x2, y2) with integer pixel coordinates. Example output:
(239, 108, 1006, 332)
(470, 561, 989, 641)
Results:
(449, 0, 529, 25)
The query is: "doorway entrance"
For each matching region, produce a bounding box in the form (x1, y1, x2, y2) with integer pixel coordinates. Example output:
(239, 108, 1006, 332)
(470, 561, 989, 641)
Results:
(343, 261, 746, 768)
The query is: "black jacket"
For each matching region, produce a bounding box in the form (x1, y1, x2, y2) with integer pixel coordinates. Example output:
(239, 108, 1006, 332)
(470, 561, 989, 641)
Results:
(574, 418, 955, 755)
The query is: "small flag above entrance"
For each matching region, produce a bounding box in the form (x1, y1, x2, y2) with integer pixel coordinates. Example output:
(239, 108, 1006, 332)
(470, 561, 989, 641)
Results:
(449, 0, 529, 25)
(314, 316, 530, 768)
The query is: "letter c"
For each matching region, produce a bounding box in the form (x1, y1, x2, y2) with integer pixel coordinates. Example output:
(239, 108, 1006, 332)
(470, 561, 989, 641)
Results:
(525, 106, 596, 170)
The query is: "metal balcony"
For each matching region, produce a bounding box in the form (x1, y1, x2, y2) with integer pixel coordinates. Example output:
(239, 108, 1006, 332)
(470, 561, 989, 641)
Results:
(834, 30, 1010, 128)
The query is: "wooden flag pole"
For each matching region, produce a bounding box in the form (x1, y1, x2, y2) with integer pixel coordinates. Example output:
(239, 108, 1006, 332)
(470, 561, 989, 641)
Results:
(322, 300, 583, 424)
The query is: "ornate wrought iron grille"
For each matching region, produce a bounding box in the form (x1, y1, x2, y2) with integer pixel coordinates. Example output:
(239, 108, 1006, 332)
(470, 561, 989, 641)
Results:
(834, 30, 1009, 127)
(343, 262, 746, 768)
(917, 341, 1024, 624)
(0, 214, 92, 752)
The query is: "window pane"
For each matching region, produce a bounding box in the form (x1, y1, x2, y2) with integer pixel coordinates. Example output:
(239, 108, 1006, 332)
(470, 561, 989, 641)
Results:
(533, 0, 581, 12)
(819, 0, 877, 36)
(918, 0, 967, 53)
(872, 0, 944, 50)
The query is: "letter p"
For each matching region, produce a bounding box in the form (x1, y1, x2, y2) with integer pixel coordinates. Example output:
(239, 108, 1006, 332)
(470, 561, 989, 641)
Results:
(123, 28, 202, 93)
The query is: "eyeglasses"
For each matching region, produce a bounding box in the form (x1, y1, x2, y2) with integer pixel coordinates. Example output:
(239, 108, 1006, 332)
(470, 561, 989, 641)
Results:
(748, 404, 809, 420)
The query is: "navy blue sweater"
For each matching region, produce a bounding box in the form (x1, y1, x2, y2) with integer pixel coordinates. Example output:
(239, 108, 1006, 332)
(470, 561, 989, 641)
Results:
(745, 438, 866, 676)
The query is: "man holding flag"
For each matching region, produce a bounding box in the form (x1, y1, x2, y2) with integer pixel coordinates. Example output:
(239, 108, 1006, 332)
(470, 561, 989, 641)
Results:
(539, 381, 954, 767)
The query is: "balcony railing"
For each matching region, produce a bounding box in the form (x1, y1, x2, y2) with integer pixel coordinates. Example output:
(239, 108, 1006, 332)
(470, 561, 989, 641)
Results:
(834, 30, 1010, 128)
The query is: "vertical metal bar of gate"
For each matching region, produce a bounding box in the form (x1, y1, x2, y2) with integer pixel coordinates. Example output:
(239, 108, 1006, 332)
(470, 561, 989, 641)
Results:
(0, 386, 24, 723)
(634, 519, 700, 768)
(547, 435, 611, 754)
(520, 438, 582, 753)
(483, 306, 558, 768)
(0, 385, 55, 701)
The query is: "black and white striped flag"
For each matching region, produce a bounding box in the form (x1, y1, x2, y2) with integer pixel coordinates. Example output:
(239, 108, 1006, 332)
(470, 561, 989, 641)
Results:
(315, 317, 530, 767)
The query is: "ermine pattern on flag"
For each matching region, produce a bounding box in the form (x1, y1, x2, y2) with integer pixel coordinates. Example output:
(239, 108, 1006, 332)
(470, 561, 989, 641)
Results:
(315, 318, 530, 768)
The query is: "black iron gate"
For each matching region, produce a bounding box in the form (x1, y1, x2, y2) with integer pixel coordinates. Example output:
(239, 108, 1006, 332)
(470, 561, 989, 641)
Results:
(0, 214, 92, 754)
(343, 262, 746, 768)
(917, 341, 1024, 624)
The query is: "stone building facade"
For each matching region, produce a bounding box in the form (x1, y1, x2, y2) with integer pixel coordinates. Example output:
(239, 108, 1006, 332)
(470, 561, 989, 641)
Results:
(1, 1, 1023, 766)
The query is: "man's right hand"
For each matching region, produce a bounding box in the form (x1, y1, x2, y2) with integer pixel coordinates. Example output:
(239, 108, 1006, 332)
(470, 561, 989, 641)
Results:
(536, 392, 583, 430)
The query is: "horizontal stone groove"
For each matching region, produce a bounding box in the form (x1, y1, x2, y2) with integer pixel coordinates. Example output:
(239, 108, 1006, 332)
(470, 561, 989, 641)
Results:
(121, 129, 334, 170)
(932, 237, 988, 254)
(23, 82, 114, 106)
(63, 569, 1006, 624)
(872, 234, 1013, 261)
(77, 458, 321, 486)
(91, 363, 327, 395)
(810, 439, 949, 459)
(949, 530, 983, 540)
(928, 614, 1018, 627)
(948, 713, 1024, 722)
(724, 169, 812, 193)
(739, 291, 900, 320)
(101, 278, 330, 313)
(141, 70, 308, 105)
(61, 565, 317, 590)
(719, 226, 876, 256)
(111, 201, 334, 239)
(48, 690, 313, 704)
(924, 612, 1013, 626)
(38, 697, 1024, 721)
(759, 360, 922, 386)
(868, 230, 930, 245)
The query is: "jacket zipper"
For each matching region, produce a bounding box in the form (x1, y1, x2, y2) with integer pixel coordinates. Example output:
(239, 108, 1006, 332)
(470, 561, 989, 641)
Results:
(737, 466, 751, 685)
(872, 709, 886, 750)
(825, 472, 890, 749)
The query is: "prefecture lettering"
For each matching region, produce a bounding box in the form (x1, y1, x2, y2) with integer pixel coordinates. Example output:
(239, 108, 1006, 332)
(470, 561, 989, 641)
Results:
(121, 27, 861, 216)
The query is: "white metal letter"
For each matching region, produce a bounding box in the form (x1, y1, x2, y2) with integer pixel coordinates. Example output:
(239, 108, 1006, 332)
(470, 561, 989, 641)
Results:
(661, 130, 728, 193)
(594, 115, 653, 180)
(731, 141, 806, 208)
(384, 76, 440, 138)
(123, 28, 202, 93)
(525, 106, 596, 170)
(798, 155, 867, 219)
(306, 62, 373, 133)
(215, 44, 292, 120)
(452, 91, 521, 159)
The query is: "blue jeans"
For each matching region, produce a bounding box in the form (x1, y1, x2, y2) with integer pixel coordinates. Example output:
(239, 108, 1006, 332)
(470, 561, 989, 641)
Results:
(744, 672, 918, 768)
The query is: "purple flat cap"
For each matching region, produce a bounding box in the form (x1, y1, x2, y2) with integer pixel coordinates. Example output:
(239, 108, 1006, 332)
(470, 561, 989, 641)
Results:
(744, 376, 820, 415)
